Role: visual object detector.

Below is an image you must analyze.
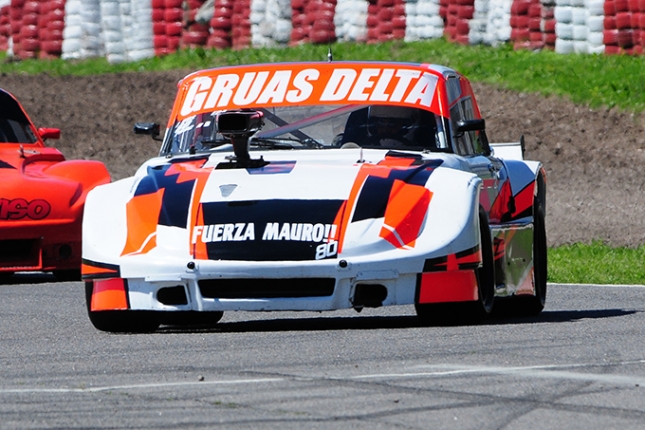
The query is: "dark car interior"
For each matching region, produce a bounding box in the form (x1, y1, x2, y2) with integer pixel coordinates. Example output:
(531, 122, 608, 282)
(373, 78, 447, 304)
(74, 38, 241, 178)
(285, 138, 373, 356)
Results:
(0, 90, 37, 143)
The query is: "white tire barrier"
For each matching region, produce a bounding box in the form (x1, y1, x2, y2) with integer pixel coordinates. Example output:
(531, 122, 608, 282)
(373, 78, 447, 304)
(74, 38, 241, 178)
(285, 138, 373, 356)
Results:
(335, 0, 368, 42)
(251, 0, 291, 47)
(2, 0, 645, 62)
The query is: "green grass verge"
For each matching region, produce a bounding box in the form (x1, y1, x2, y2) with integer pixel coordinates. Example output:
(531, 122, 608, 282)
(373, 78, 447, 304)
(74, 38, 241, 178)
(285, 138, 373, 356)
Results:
(3, 39, 645, 111)
(2, 39, 643, 283)
(549, 241, 645, 285)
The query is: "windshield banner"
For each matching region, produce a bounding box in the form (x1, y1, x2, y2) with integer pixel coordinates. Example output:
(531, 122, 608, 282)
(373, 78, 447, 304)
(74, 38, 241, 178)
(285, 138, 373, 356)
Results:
(176, 63, 442, 120)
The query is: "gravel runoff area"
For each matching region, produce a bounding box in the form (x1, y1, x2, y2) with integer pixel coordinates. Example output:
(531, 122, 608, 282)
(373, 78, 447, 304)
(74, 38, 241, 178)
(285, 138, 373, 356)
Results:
(4, 70, 645, 248)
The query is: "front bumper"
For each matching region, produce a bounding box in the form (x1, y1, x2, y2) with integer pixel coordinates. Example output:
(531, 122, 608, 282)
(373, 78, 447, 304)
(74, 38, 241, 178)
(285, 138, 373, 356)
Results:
(0, 218, 82, 273)
(85, 255, 427, 313)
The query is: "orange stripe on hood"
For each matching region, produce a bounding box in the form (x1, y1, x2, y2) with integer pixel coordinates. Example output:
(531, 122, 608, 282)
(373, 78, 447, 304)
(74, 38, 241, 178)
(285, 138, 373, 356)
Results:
(336, 163, 392, 253)
(380, 179, 432, 249)
(121, 189, 164, 256)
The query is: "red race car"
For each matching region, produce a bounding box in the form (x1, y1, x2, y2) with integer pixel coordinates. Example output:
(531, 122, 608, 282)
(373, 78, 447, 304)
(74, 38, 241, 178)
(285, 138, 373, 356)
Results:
(0, 88, 110, 282)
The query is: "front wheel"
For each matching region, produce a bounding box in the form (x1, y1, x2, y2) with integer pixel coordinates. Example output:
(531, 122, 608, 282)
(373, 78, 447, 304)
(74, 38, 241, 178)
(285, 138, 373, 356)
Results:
(85, 282, 160, 333)
(471, 207, 496, 319)
(88, 310, 161, 333)
(53, 269, 81, 282)
(0, 272, 14, 283)
(415, 208, 496, 325)
(159, 311, 224, 328)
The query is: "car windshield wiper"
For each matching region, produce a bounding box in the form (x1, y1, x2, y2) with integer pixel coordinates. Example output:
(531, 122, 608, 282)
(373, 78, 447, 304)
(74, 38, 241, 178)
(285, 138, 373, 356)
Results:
(249, 137, 301, 149)
(182, 138, 231, 154)
(198, 138, 230, 148)
(250, 136, 323, 149)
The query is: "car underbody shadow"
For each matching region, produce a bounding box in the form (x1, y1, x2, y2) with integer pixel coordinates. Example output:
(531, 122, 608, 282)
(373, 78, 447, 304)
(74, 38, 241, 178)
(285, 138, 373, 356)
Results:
(150, 308, 635, 334)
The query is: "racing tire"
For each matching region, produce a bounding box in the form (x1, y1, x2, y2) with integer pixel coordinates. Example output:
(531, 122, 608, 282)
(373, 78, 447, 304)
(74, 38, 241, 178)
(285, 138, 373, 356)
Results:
(0, 271, 14, 282)
(87, 309, 161, 333)
(472, 208, 496, 319)
(53, 269, 81, 282)
(514, 199, 547, 315)
(158, 311, 224, 328)
(85, 282, 160, 333)
(415, 208, 496, 325)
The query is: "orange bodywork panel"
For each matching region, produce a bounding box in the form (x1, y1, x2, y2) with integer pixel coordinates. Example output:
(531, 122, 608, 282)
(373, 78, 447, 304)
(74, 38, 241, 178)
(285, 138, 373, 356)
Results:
(380, 179, 432, 249)
(90, 278, 129, 311)
(417, 271, 479, 304)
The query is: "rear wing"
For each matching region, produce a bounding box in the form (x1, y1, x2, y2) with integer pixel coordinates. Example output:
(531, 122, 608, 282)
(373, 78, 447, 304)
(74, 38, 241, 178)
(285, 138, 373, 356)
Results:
(490, 135, 525, 160)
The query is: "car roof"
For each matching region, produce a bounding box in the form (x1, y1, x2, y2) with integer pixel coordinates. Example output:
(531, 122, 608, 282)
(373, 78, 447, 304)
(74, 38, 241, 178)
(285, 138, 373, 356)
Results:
(180, 61, 462, 82)
(171, 61, 468, 121)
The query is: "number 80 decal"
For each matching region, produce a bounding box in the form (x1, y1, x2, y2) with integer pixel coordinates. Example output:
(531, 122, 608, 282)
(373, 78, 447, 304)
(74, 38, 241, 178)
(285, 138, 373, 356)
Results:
(315, 240, 338, 260)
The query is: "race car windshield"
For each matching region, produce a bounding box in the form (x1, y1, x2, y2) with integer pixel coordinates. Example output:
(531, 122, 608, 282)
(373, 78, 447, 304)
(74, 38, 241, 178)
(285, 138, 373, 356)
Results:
(0, 92, 38, 144)
(164, 104, 450, 154)
(0, 118, 37, 143)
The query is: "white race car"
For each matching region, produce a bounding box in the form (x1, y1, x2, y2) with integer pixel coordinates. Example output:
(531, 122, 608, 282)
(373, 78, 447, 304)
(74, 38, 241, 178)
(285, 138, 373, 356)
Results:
(82, 61, 547, 332)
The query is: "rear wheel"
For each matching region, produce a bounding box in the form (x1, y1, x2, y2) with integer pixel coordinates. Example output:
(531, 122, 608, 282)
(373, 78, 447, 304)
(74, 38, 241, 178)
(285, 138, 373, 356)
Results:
(515, 199, 547, 315)
(416, 208, 495, 325)
(84, 282, 160, 333)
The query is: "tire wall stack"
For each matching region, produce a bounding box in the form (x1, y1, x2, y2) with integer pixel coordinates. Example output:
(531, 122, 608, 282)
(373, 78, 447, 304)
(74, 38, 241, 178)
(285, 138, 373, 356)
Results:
(602, 0, 644, 54)
(251, 0, 291, 47)
(183, 0, 209, 48)
(2, 0, 645, 62)
(554, 0, 605, 54)
(62, 0, 153, 62)
(0, 0, 7, 52)
(62, 0, 102, 60)
(365, 0, 406, 43)
(206, 0, 232, 49)
(510, 0, 542, 50)
(231, 0, 251, 49)
(154, 0, 183, 56)
(443, 0, 475, 44)
(1, 0, 66, 59)
(291, 0, 336, 45)
(474, 0, 512, 46)
(335, 0, 368, 41)
(404, 0, 443, 41)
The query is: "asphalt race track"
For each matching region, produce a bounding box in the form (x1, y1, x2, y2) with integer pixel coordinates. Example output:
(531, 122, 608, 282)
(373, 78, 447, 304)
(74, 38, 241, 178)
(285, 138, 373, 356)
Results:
(1, 278, 644, 429)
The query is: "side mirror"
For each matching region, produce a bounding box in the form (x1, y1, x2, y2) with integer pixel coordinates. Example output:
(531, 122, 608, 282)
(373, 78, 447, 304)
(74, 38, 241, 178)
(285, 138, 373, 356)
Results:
(134, 122, 162, 141)
(38, 127, 60, 140)
(456, 119, 485, 133)
(455, 119, 491, 155)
